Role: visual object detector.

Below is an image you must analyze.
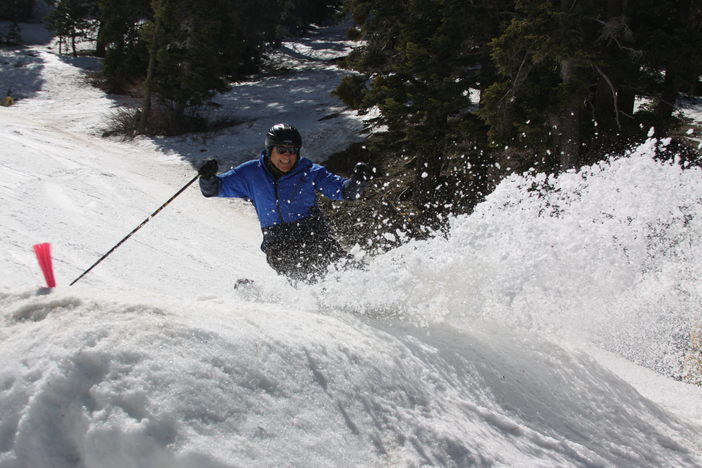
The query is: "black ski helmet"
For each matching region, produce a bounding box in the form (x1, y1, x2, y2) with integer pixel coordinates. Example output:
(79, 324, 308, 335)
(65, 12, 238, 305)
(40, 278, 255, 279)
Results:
(265, 123, 302, 149)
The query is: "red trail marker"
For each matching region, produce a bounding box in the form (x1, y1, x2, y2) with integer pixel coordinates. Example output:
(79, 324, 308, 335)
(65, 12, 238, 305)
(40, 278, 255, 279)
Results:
(33, 243, 56, 288)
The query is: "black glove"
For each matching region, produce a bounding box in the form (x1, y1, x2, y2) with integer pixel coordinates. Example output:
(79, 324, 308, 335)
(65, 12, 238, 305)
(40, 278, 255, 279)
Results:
(352, 162, 374, 181)
(199, 159, 218, 178)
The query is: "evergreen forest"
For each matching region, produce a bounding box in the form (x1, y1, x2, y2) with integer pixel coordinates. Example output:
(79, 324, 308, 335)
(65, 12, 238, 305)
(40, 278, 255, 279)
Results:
(3, 0, 701, 242)
(336, 0, 702, 228)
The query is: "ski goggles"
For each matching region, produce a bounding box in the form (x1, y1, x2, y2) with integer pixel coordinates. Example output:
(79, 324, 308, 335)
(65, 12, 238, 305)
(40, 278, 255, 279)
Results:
(274, 146, 300, 155)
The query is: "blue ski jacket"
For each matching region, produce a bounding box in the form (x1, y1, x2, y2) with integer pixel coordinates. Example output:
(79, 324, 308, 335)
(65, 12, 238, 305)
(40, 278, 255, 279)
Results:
(201, 152, 363, 230)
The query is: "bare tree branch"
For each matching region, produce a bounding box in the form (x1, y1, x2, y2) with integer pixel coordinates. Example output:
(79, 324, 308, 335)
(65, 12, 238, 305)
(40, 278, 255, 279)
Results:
(593, 64, 622, 130)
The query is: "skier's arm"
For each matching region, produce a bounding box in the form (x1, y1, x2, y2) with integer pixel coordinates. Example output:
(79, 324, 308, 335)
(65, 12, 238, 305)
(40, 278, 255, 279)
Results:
(313, 162, 374, 201)
(198, 159, 250, 198)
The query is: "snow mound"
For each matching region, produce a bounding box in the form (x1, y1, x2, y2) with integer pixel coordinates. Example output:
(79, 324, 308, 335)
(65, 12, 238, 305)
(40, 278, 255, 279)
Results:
(2, 289, 701, 467)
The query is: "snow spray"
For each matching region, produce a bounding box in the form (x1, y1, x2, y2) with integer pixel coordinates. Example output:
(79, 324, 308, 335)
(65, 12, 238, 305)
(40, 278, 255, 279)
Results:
(33, 243, 56, 288)
(316, 138, 702, 379)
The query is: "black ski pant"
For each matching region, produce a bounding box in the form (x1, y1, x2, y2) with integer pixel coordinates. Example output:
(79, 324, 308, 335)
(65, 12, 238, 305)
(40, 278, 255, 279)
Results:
(261, 213, 353, 283)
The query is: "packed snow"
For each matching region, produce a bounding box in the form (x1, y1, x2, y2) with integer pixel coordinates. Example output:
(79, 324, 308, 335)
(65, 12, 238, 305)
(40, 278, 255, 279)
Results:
(1, 22, 701, 468)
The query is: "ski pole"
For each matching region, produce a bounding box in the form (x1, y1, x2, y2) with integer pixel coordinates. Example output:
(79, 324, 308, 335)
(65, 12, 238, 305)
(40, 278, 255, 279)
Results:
(70, 173, 200, 286)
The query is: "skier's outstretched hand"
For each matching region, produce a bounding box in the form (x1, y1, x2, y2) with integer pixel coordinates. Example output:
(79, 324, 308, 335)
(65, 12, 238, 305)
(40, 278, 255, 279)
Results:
(199, 159, 218, 178)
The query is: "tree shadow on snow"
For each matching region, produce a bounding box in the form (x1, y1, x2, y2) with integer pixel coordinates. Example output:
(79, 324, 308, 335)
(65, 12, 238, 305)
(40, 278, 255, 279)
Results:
(0, 47, 45, 102)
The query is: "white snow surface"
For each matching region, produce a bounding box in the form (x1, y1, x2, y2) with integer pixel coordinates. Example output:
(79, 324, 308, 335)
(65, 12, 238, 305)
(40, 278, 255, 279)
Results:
(1, 24, 702, 468)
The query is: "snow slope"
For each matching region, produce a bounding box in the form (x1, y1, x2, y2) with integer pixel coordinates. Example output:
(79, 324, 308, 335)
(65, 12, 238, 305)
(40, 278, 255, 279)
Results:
(1, 24, 702, 468)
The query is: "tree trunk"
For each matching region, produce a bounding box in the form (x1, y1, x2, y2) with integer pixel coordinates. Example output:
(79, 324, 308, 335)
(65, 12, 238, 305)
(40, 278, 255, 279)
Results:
(655, 68, 678, 121)
(412, 144, 445, 231)
(95, 22, 106, 57)
(413, 146, 443, 208)
(557, 0, 582, 170)
(594, 0, 630, 131)
(412, 113, 447, 229)
(654, 0, 691, 121)
(139, 6, 162, 135)
(171, 99, 186, 134)
(558, 59, 581, 170)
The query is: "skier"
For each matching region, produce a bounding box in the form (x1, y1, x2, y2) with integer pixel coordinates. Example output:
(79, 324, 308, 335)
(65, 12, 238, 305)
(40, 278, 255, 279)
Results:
(198, 123, 373, 283)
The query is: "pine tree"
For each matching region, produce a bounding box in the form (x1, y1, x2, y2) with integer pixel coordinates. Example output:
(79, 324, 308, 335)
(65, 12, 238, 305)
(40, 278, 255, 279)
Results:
(480, 1, 601, 171)
(97, 0, 343, 134)
(629, 0, 702, 125)
(141, 0, 282, 131)
(480, 1, 702, 172)
(337, 0, 504, 220)
(99, 0, 151, 92)
(45, 0, 95, 56)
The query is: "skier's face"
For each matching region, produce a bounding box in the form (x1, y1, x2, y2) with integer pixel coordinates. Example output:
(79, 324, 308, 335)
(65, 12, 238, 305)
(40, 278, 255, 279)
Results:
(270, 145, 299, 173)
